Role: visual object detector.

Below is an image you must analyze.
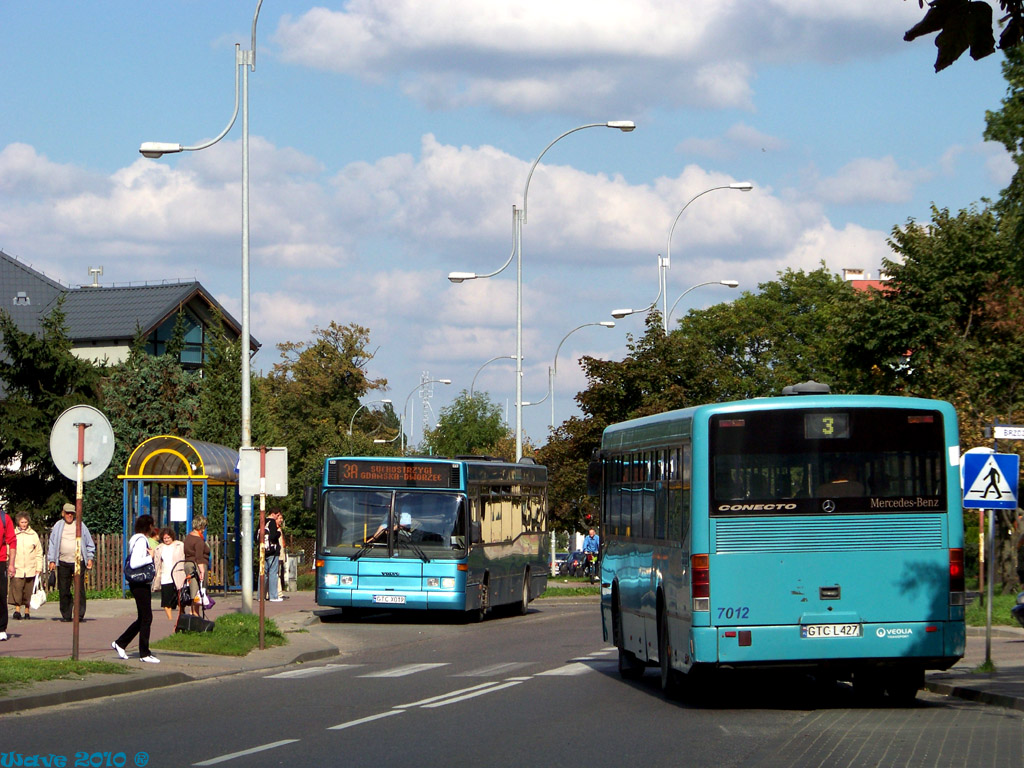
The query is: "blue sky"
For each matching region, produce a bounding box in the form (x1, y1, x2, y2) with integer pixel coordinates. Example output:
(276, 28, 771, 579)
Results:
(0, 1, 1015, 449)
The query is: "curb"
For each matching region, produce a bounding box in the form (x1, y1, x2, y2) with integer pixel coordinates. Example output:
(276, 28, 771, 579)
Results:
(925, 679, 1024, 713)
(0, 672, 192, 716)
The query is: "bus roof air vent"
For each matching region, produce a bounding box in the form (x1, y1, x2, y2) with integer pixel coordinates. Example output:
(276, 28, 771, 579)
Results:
(782, 380, 831, 396)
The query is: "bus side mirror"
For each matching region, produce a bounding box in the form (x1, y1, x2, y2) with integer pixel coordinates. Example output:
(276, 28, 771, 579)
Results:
(470, 521, 482, 544)
(303, 486, 317, 510)
(586, 455, 603, 497)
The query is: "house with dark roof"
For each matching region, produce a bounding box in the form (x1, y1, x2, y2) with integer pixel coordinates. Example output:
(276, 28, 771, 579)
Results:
(0, 249, 258, 369)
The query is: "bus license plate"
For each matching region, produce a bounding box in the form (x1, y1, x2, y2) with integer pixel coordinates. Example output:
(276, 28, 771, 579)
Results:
(373, 594, 406, 605)
(801, 623, 861, 638)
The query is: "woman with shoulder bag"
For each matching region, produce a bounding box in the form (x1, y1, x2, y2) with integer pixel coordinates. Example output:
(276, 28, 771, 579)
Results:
(10, 513, 43, 620)
(112, 515, 160, 663)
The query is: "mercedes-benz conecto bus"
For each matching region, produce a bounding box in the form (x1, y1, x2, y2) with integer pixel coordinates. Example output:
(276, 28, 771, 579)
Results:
(311, 456, 548, 619)
(591, 385, 965, 702)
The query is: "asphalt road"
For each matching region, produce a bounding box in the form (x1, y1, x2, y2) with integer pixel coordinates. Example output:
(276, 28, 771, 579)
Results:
(4, 601, 1024, 767)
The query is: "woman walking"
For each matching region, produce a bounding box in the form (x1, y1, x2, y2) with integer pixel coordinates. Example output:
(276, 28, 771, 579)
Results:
(9, 513, 43, 620)
(112, 515, 160, 663)
(183, 516, 211, 616)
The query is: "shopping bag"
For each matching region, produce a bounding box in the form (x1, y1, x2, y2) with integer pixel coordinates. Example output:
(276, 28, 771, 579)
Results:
(29, 575, 47, 610)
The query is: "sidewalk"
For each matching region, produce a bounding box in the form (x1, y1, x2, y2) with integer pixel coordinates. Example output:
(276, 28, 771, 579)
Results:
(1, 593, 1023, 715)
(0, 589, 342, 715)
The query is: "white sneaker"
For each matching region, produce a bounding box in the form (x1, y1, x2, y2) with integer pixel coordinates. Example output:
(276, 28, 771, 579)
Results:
(111, 641, 128, 660)
(0, 632, 7, 641)
(269, 597, 284, 602)
(140, 655, 160, 664)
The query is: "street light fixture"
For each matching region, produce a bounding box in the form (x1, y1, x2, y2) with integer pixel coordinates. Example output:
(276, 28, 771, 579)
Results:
(665, 280, 740, 328)
(348, 399, 393, 436)
(661, 182, 752, 332)
(522, 321, 615, 429)
(138, 0, 263, 613)
(448, 121, 635, 460)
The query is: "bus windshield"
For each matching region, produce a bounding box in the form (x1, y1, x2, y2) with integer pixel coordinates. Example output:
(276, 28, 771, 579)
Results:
(710, 407, 947, 515)
(320, 490, 467, 558)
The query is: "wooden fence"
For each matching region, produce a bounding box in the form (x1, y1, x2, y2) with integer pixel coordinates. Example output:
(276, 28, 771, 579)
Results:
(41, 532, 317, 592)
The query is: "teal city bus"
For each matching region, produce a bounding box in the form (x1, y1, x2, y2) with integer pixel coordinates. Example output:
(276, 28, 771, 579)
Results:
(591, 384, 966, 702)
(311, 456, 548, 618)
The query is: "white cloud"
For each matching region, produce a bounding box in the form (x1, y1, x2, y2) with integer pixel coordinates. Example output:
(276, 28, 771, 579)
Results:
(814, 156, 929, 205)
(273, 1, 920, 114)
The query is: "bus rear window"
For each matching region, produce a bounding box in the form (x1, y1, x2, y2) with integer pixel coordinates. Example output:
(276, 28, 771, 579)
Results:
(710, 408, 946, 515)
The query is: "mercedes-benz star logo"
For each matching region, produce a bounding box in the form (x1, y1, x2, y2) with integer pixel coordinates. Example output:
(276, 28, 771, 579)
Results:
(822, 500, 836, 513)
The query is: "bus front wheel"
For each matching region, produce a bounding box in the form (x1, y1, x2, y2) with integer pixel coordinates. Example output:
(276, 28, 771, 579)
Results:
(885, 668, 923, 706)
(658, 609, 681, 697)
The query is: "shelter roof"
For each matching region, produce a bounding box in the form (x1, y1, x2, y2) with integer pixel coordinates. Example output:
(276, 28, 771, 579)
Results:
(119, 435, 239, 486)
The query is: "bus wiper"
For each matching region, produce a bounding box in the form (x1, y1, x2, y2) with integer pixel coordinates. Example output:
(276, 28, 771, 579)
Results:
(396, 532, 430, 563)
(351, 537, 380, 560)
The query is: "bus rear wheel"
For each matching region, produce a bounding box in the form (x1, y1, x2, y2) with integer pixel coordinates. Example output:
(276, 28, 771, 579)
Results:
(658, 609, 681, 697)
(517, 573, 529, 616)
(885, 668, 923, 706)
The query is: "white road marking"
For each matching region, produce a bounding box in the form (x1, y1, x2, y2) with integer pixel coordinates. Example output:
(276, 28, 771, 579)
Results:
(328, 710, 405, 731)
(536, 662, 593, 676)
(454, 662, 533, 677)
(359, 662, 449, 678)
(265, 664, 363, 679)
(194, 740, 299, 766)
(421, 680, 523, 708)
(396, 681, 503, 708)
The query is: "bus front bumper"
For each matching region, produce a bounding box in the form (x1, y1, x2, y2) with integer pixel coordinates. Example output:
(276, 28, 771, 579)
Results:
(317, 587, 467, 611)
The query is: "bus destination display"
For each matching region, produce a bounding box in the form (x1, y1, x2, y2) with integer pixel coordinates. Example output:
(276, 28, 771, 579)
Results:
(329, 460, 456, 488)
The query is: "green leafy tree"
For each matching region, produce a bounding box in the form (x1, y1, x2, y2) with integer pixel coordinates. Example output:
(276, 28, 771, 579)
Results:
(421, 391, 512, 458)
(85, 343, 202, 532)
(261, 322, 387, 534)
(0, 301, 103, 520)
(194, 310, 243, 448)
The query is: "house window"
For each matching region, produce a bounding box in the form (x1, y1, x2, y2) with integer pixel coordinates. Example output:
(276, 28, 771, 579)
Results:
(146, 310, 207, 368)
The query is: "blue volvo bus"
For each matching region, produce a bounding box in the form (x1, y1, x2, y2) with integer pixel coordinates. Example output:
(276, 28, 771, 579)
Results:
(591, 384, 965, 702)
(312, 456, 548, 618)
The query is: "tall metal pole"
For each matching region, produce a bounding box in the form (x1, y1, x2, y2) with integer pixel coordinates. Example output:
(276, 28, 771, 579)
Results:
(239, 39, 254, 615)
(515, 205, 523, 461)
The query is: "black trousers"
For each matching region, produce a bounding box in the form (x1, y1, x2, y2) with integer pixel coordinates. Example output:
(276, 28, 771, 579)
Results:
(115, 581, 153, 657)
(56, 562, 86, 620)
(0, 562, 8, 633)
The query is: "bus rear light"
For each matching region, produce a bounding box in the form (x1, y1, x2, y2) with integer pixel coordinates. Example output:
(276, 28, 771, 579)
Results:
(926, 625, 938, 633)
(949, 548, 965, 595)
(692, 554, 710, 610)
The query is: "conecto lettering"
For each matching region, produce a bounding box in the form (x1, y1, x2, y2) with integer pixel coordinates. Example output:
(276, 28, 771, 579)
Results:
(717, 503, 798, 512)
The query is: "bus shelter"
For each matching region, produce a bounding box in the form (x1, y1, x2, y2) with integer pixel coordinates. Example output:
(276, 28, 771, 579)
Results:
(119, 435, 245, 591)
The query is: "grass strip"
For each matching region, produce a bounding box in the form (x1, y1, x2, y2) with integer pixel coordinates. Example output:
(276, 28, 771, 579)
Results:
(0, 657, 129, 694)
(151, 612, 287, 656)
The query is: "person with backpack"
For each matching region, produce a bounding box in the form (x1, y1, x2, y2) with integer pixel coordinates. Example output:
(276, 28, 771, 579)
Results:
(264, 509, 284, 602)
(0, 505, 17, 641)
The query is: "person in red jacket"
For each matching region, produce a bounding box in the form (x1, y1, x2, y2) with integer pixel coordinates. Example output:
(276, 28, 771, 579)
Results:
(0, 506, 17, 641)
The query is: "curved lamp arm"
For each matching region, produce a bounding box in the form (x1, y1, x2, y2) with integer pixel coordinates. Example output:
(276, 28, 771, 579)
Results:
(348, 398, 393, 436)
(470, 356, 515, 397)
(666, 280, 739, 327)
(448, 216, 516, 282)
(665, 182, 753, 269)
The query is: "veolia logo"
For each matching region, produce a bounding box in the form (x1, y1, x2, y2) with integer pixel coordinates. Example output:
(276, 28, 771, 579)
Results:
(876, 627, 913, 638)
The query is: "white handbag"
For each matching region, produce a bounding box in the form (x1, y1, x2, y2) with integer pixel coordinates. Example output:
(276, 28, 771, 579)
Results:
(29, 575, 47, 611)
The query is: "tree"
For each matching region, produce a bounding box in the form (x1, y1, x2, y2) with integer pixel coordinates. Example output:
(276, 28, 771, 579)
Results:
(421, 391, 512, 458)
(903, 0, 1019, 71)
(0, 301, 103, 520)
(194, 309, 243, 448)
(86, 342, 202, 533)
(261, 322, 387, 534)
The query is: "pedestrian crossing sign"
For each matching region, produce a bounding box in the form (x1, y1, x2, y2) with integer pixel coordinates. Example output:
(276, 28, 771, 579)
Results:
(962, 452, 1019, 509)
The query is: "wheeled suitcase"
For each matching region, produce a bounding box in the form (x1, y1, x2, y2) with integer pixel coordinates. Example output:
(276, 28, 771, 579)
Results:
(175, 612, 215, 633)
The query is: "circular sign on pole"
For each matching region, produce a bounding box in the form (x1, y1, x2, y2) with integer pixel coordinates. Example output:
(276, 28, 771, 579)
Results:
(49, 405, 115, 482)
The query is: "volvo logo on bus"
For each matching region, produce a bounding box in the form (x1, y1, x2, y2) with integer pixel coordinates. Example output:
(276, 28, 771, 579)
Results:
(716, 503, 798, 512)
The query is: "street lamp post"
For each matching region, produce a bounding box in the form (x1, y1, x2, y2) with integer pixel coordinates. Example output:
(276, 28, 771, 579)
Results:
(348, 399, 393, 436)
(610, 182, 752, 331)
(139, 0, 263, 613)
(401, 379, 451, 454)
(522, 322, 615, 429)
(449, 121, 635, 461)
(665, 280, 739, 328)
(661, 182, 753, 332)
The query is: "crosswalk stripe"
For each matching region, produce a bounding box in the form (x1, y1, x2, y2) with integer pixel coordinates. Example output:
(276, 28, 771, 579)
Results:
(536, 662, 594, 676)
(265, 664, 363, 679)
(359, 662, 449, 678)
(454, 662, 533, 677)
(395, 681, 502, 708)
(328, 710, 404, 731)
(421, 681, 522, 708)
